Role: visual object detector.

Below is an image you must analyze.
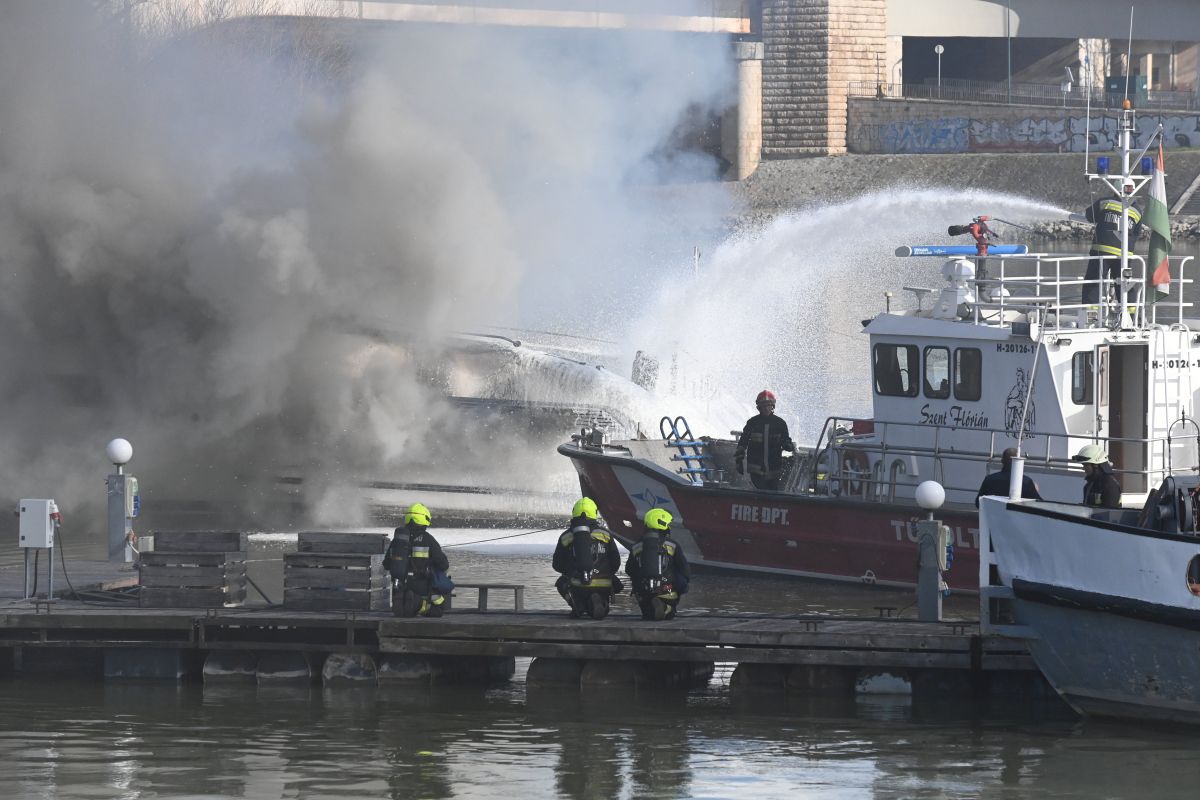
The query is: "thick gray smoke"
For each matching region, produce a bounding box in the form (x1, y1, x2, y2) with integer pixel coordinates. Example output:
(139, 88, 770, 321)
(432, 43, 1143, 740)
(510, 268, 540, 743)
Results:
(0, 3, 733, 543)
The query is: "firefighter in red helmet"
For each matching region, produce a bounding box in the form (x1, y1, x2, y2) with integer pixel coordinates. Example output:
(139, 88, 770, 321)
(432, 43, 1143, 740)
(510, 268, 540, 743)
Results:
(734, 390, 796, 490)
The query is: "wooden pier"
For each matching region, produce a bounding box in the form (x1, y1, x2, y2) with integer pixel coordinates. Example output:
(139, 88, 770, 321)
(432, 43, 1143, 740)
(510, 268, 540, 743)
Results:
(0, 544, 1050, 705)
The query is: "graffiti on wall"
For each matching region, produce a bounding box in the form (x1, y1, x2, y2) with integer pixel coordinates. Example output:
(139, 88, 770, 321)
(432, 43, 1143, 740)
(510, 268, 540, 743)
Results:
(858, 113, 1200, 155)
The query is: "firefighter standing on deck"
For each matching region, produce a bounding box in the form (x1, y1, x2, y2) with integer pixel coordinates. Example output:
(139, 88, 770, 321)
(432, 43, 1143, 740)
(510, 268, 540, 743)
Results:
(1072, 444, 1123, 509)
(553, 497, 623, 619)
(1083, 197, 1143, 306)
(384, 502, 452, 617)
(735, 390, 796, 490)
(626, 508, 690, 621)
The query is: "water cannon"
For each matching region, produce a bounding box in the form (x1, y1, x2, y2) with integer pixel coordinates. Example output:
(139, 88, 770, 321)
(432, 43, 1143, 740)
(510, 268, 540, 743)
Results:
(946, 216, 996, 257)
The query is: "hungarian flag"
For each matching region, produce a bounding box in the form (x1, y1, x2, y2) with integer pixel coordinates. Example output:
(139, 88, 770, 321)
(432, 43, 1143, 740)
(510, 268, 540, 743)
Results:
(1147, 141, 1172, 301)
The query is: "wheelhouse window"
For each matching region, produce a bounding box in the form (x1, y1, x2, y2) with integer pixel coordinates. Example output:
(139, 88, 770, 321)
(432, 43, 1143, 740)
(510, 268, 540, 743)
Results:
(953, 348, 982, 401)
(873, 343, 918, 397)
(1072, 352, 1094, 405)
(923, 347, 950, 399)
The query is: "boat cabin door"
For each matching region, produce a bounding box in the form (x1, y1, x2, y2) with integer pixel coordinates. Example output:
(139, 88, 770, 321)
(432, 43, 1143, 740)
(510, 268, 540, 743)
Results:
(1096, 344, 1148, 492)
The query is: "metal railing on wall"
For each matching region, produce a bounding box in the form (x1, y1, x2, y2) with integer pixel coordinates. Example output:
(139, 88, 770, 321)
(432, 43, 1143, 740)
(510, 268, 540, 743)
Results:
(851, 80, 1200, 113)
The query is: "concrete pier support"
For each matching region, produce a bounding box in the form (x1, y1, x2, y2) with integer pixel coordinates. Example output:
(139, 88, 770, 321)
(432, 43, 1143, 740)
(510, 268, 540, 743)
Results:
(762, 0, 887, 156)
(377, 654, 514, 684)
(202, 651, 257, 684)
(786, 665, 856, 695)
(722, 40, 764, 180)
(104, 648, 193, 680)
(378, 655, 437, 683)
(730, 663, 789, 691)
(321, 653, 377, 685)
(527, 657, 585, 688)
(256, 652, 314, 684)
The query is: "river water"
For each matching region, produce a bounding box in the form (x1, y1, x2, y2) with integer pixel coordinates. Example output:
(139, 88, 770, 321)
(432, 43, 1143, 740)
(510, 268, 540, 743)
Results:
(4, 530, 1200, 799)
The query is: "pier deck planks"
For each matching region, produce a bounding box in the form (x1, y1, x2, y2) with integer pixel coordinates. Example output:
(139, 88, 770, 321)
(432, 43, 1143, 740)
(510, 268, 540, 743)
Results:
(0, 603, 1030, 671)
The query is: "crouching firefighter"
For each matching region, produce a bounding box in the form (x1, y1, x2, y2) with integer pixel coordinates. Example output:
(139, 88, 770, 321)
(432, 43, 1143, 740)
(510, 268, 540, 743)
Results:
(626, 508, 690, 621)
(553, 497, 622, 619)
(384, 502, 453, 618)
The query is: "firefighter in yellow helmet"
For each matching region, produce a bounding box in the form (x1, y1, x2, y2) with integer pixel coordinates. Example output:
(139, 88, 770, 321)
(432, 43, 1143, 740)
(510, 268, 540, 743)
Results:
(625, 508, 690, 621)
(552, 497, 622, 619)
(384, 502, 452, 617)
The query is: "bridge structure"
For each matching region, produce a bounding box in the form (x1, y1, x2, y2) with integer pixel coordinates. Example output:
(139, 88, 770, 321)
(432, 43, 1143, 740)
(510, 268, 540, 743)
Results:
(127, 1, 1200, 166)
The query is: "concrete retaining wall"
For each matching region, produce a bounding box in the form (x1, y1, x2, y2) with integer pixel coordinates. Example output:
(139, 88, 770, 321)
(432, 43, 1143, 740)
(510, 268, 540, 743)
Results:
(849, 98, 1200, 155)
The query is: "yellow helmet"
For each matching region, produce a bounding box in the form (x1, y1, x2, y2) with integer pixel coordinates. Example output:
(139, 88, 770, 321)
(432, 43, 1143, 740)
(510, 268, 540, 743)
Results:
(644, 508, 672, 531)
(404, 502, 431, 527)
(572, 497, 599, 520)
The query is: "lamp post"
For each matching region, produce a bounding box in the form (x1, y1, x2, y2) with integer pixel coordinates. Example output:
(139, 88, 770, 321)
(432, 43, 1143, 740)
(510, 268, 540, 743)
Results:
(934, 44, 944, 97)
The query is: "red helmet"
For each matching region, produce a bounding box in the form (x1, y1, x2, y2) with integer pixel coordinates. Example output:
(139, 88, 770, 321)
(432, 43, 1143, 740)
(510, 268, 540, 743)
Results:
(756, 390, 776, 406)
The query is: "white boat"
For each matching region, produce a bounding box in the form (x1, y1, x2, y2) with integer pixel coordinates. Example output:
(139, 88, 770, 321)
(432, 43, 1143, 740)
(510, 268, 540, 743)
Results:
(561, 103, 1198, 592)
(979, 481, 1200, 724)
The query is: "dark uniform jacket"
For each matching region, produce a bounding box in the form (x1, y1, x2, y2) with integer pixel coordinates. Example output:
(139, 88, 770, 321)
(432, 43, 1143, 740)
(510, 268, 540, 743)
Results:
(625, 535, 691, 597)
(384, 527, 449, 596)
(553, 521, 621, 590)
(735, 413, 795, 476)
(1086, 198, 1143, 257)
(1083, 463, 1123, 508)
(975, 468, 1043, 507)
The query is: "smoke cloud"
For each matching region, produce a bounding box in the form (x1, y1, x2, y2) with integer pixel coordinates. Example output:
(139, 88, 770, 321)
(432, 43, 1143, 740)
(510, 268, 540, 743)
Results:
(0, 2, 734, 545)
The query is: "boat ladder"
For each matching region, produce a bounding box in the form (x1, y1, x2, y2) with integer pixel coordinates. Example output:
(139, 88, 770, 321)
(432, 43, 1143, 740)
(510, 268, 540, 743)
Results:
(659, 415, 712, 485)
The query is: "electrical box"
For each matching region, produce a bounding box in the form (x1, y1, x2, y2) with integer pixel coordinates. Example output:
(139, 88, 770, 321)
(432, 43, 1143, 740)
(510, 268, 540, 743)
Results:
(18, 499, 55, 549)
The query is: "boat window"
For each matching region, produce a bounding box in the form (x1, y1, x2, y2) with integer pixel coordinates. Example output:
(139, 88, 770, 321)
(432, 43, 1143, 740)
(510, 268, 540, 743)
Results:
(953, 348, 982, 401)
(1189, 556, 1200, 597)
(1072, 352, 1094, 405)
(873, 344, 918, 397)
(923, 347, 950, 399)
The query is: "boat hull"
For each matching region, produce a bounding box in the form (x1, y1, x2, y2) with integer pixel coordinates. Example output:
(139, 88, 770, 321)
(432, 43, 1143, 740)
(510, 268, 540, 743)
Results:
(1011, 584, 1200, 724)
(563, 444, 980, 590)
(980, 498, 1200, 724)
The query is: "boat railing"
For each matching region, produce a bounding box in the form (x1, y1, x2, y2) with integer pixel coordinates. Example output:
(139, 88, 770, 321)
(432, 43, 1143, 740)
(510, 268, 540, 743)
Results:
(807, 415, 1190, 503)
(936, 253, 1195, 332)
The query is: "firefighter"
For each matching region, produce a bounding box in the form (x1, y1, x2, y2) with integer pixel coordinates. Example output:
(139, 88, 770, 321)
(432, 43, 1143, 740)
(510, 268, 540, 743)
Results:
(735, 390, 796, 490)
(626, 508, 690, 621)
(384, 502, 452, 617)
(553, 497, 622, 619)
(1083, 197, 1143, 306)
(1072, 444, 1123, 509)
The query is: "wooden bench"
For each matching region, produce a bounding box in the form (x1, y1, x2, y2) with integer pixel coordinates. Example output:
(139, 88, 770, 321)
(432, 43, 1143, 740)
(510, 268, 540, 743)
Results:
(140, 531, 248, 608)
(452, 583, 525, 612)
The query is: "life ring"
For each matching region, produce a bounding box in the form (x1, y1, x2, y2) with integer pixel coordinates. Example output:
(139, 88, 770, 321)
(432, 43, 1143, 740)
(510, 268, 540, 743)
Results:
(841, 449, 870, 496)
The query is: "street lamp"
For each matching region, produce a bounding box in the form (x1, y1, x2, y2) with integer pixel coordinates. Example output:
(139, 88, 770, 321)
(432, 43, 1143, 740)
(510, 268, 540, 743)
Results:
(934, 44, 944, 97)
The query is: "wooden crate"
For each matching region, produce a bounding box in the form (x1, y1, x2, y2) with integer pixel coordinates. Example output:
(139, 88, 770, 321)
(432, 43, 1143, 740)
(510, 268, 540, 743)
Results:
(152, 530, 249, 553)
(139, 550, 247, 608)
(297, 531, 389, 555)
(283, 553, 389, 611)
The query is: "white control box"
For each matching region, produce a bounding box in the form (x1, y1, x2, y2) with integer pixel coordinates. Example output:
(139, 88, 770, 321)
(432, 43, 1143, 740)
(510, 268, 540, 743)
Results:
(18, 499, 55, 548)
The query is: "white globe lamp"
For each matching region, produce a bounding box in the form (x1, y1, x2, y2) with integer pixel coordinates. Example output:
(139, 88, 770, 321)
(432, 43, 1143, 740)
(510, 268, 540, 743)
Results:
(106, 438, 133, 468)
(915, 480, 945, 515)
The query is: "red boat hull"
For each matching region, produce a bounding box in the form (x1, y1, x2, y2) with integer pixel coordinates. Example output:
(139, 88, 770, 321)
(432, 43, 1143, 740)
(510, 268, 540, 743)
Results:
(562, 444, 980, 591)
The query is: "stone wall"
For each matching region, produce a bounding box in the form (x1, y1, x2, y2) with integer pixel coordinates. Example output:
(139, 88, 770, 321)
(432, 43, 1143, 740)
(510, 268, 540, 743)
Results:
(762, 0, 886, 157)
(848, 98, 1200, 154)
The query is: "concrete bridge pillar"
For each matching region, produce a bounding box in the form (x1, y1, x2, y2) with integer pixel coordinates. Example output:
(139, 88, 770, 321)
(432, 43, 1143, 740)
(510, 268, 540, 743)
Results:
(762, 0, 887, 156)
(723, 40, 765, 180)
